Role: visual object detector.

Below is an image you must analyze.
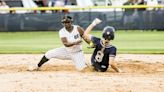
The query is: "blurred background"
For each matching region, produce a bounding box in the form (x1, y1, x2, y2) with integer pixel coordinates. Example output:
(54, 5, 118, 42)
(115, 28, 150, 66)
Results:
(0, 0, 164, 31)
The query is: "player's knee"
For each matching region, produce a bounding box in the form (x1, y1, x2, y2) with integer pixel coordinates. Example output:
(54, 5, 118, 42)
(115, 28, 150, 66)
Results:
(79, 66, 91, 72)
(77, 64, 87, 71)
(45, 50, 55, 59)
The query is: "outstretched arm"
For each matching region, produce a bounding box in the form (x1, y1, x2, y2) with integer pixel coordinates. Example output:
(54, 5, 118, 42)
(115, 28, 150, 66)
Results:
(77, 26, 90, 44)
(109, 57, 122, 73)
(83, 18, 102, 42)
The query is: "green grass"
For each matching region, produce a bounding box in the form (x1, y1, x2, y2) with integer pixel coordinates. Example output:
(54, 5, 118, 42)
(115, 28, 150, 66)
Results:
(0, 31, 164, 54)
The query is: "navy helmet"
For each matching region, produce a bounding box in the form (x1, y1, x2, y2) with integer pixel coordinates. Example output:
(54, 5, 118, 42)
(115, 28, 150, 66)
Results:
(61, 15, 73, 23)
(102, 26, 115, 40)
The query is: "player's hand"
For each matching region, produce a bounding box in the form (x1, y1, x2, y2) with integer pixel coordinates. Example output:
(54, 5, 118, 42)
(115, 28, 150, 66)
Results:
(91, 18, 102, 26)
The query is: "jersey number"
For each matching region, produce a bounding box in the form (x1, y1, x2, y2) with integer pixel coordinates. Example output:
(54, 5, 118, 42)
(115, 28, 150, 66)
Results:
(74, 34, 79, 39)
(95, 51, 104, 62)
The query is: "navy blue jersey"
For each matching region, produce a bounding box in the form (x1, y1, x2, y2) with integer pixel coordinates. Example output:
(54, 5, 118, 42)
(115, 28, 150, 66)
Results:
(91, 36, 117, 72)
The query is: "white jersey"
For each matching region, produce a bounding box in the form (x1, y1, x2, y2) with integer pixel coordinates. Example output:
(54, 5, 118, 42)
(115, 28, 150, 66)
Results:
(45, 25, 87, 71)
(59, 25, 82, 53)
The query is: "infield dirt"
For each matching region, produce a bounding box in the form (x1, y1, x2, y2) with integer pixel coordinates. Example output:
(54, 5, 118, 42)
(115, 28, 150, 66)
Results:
(0, 54, 164, 92)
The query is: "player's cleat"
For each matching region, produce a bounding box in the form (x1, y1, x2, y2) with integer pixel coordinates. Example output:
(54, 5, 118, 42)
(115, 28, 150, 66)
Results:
(27, 65, 40, 71)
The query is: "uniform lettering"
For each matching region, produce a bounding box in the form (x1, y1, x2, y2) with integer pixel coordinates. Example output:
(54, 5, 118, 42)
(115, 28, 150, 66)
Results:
(74, 34, 79, 39)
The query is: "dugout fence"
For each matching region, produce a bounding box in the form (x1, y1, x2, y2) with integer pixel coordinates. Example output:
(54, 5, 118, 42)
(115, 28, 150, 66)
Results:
(0, 5, 164, 31)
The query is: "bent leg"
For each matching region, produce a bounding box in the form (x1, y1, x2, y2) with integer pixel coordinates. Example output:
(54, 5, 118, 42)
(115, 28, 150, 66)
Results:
(71, 51, 87, 71)
(38, 47, 71, 68)
(45, 47, 71, 60)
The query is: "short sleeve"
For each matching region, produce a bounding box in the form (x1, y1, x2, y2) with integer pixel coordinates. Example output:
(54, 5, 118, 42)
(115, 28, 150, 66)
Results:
(109, 46, 117, 57)
(91, 36, 101, 45)
(59, 29, 66, 38)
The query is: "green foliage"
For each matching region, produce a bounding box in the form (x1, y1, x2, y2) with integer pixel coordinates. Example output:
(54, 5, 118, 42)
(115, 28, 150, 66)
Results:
(0, 31, 164, 54)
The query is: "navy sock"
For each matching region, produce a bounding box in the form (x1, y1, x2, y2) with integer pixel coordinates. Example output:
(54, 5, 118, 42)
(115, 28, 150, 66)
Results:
(38, 55, 49, 67)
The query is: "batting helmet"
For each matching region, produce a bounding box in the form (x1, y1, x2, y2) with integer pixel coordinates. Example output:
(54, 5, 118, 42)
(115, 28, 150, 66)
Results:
(102, 26, 115, 40)
(61, 15, 73, 23)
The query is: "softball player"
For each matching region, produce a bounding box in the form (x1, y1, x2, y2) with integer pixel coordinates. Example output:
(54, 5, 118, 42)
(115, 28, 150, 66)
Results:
(29, 15, 89, 71)
(83, 18, 122, 72)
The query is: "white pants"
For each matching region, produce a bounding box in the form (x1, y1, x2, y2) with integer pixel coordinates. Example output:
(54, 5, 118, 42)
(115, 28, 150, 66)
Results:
(45, 47, 87, 71)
